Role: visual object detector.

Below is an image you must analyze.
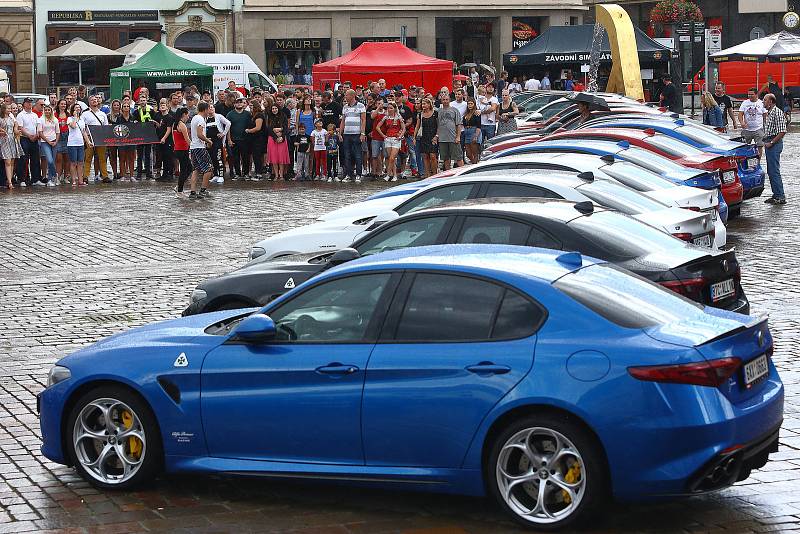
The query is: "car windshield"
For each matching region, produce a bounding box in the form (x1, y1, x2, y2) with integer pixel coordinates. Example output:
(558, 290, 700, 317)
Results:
(569, 211, 687, 259)
(600, 161, 676, 192)
(578, 181, 669, 215)
(554, 264, 704, 329)
(675, 124, 732, 146)
(644, 134, 706, 157)
(539, 100, 572, 120)
(617, 147, 687, 174)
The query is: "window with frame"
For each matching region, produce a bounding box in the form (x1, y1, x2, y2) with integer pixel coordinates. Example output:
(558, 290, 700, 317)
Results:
(395, 184, 475, 215)
(393, 273, 543, 342)
(455, 216, 531, 245)
(356, 217, 448, 256)
(268, 273, 392, 342)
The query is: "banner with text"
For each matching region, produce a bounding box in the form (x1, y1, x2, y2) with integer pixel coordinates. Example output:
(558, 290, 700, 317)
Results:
(87, 123, 159, 147)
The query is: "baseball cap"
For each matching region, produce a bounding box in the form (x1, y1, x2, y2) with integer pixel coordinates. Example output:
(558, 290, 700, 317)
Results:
(23, 97, 33, 103)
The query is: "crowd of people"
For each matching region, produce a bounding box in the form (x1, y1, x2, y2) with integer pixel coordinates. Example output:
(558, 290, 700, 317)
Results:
(0, 73, 520, 195)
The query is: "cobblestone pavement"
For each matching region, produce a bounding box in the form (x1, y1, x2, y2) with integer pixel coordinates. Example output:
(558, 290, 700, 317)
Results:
(1, 134, 800, 533)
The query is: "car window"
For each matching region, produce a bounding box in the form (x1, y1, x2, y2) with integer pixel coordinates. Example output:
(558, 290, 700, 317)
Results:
(554, 264, 703, 329)
(526, 226, 563, 249)
(394, 274, 504, 342)
(355, 217, 448, 256)
(456, 216, 531, 245)
(600, 161, 675, 192)
(483, 182, 561, 199)
(395, 184, 475, 216)
(579, 181, 669, 215)
(269, 273, 392, 342)
(539, 100, 572, 120)
(568, 211, 686, 259)
(492, 290, 545, 339)
(644, 134, 705, 157)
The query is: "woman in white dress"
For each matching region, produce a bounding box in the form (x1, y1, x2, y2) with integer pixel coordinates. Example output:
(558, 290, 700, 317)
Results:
(0, 103, 21, 189)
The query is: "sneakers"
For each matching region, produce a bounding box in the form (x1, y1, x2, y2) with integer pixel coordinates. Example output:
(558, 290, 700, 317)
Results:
(46, 180, 57, 187)
(390, 176, 398, 182)
(355, 176, 362, 184)
(765, 197, 787, 205)
(33, 180, 46, 186)
(199, 189, 211, 199)
(20, 181, 27, 187)
(383, 175, 390, 182)
(173, 186, 188, 199)
(188, 191, 198, 200)
(334, 176, 340, 183)
(402, 169, 412, 178)
(209, 176, 224, 184)
(326, 176, 333, 183)
(342, 176, 351, 183)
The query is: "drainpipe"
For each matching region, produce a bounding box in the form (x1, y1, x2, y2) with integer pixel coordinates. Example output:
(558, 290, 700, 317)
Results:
(231, 0, 236, 52)
(31, 0, 37, 92)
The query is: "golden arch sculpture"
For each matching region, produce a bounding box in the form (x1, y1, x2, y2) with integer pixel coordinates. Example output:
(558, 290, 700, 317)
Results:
(595, 4, 644, 101)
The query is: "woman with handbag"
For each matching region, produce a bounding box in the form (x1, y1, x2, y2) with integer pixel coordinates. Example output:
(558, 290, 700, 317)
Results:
(416, 98, 438, 178)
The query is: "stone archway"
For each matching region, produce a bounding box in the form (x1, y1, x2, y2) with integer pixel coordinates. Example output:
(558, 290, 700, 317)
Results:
(0, 41, 16, 92)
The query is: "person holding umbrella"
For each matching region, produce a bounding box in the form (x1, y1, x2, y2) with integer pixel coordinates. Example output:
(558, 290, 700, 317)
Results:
(565, 92, 610, 125)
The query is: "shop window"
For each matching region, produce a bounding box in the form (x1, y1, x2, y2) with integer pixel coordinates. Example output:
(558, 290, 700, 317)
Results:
(175, 31, 215, 54)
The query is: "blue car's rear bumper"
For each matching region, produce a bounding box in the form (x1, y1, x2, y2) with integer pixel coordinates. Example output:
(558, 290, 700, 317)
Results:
(740, 165, 766, 199)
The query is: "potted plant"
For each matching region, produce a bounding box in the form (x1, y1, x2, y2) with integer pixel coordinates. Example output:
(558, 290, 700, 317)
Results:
(650, 0, 703, 37)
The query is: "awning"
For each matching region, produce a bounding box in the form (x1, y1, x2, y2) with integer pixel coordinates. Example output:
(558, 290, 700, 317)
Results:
(504, 24, 671, 67)
(711, 31, 800, 63)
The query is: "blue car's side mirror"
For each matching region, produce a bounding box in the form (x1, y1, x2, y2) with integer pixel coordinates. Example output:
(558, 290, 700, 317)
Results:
(230, 313, 276, 344)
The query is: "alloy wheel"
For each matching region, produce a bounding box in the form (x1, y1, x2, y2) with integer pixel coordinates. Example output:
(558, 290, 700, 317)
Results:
(496, 426, 586, 525)
(72, 397, 146, 485)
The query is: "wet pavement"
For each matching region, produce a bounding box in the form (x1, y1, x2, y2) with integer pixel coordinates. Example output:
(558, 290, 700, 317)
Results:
(1, 133, 800, 533)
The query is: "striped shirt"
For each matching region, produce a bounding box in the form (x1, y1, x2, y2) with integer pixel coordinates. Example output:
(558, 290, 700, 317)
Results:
(764, 106, 787, 139)
(341, 102, 366, 135)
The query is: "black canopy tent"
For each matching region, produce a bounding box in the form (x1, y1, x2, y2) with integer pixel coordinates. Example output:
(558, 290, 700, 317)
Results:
(504, 24, 671, 67)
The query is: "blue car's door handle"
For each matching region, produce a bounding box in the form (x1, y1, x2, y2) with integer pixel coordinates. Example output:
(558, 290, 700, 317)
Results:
(465, 362, 511, 375)
(315, 363, 359, 375)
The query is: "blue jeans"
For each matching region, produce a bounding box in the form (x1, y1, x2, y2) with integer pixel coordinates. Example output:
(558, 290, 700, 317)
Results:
(39, 141, 56, 179)
(341, 134, 363, 178)
(414, 135, 424, 174)
(480, 125, 496, 144)
(404, 135, 418, 172)
(765, 138, 785, 199)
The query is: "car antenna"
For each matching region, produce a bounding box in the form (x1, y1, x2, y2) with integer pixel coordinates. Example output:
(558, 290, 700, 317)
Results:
(600, 154, 615, 164)
(574, 201, 594, 215)
(556, 251, 583, 267)
(577, 171, 594, 181)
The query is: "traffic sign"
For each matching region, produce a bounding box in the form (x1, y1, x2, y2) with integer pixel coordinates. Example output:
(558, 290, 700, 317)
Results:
(708, 28, 722, 52)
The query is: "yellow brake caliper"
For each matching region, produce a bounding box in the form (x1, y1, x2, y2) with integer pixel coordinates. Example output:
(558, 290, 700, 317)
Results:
(561, 462, 581, 504)
(121, 410, 143, 460)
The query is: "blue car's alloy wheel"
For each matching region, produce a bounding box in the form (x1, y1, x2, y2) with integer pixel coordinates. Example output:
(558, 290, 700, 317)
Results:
(66, 386, 161, 490)
(488, 414, 608, 530)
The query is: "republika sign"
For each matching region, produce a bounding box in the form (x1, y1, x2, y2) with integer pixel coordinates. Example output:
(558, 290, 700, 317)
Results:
(87, 123, 159, 147)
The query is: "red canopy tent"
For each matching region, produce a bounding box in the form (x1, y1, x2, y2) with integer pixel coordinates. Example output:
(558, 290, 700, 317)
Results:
(312, 41, 454, 93)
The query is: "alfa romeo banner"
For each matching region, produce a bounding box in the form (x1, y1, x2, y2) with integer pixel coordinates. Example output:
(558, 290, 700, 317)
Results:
(87, 123, 160, 147)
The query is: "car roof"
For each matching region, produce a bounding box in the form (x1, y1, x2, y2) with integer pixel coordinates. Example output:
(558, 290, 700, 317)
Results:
(548, 128, 652, 141)
(528, 139, 628, 153)
(415, 197, 607, 221)
(439, 168, 588, 187)
(479, 152, 610, 170)
(332, 244, 603, 283)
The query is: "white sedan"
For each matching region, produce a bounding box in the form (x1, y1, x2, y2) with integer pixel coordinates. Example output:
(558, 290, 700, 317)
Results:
(248, 172, 717, 261)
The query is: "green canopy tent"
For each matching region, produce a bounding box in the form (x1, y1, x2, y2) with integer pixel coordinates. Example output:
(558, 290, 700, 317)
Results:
(110, 42, 213, 99)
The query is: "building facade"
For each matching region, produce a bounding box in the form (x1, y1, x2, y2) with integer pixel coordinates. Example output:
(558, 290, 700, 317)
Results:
(35, 0, 238, 90)
(0, 0, 34, 92)
(584, 0, 799, 86)
(240, 1, 587, 80)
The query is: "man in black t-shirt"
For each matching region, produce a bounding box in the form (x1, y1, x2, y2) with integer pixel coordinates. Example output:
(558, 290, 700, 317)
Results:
(321, 91, 342, 130)
(659, 75, 681, 114)
(713, 82, 738, 129)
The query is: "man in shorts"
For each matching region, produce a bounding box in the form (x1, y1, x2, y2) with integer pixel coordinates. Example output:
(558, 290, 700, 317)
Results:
(188, 102, 214, 199)
(434, 92, 463, 170)
(738, 88, 767, 158)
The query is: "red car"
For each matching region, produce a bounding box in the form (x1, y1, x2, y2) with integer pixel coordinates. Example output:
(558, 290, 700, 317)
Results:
(538, 128, 743, 214)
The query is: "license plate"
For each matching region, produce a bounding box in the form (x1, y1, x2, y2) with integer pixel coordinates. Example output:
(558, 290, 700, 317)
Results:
(692, 234, 712, 247)
(710, 278, 735, 302)
(744, 354, 769, 387)
(747, 157, 758, 169)
(723, 171, 735, 183)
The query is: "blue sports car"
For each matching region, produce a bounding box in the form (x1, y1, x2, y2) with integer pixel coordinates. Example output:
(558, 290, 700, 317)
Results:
(38, 246, 783, 530)
(582, 118, 766, 199)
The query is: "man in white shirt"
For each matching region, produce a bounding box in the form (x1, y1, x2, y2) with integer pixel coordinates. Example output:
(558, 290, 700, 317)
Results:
(738, 88, 768, 158)
(81, 96, 110, 182)
(338, 89, 367, 183)
(480, 83, 499, 141)
(524, 76, 541, 91)
(188, 101, 214, 198)
(451, 88, 468, 117)
(16, 97, 41, 185)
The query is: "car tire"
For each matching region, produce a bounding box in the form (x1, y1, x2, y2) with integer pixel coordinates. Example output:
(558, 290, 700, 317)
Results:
(65, 385, 162, 490)
(486, 413, 609, 531)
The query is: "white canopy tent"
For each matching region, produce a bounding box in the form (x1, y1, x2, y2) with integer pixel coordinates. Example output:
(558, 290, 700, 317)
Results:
(710, 31, 800, 90)
(46, 38, 124, 85)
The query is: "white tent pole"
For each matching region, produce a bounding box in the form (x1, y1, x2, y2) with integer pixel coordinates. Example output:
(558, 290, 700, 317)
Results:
(78, 61, 83, 86)
(782, 63, 785, 94)
(756, 62, 759, 91)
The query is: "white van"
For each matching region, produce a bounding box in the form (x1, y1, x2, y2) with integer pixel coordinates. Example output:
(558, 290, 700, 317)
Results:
(176, 53, 277, 94)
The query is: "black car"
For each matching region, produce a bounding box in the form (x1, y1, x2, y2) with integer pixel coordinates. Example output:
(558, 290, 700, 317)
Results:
(184, 198, 748, 316)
